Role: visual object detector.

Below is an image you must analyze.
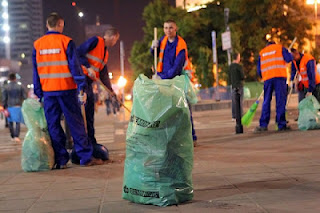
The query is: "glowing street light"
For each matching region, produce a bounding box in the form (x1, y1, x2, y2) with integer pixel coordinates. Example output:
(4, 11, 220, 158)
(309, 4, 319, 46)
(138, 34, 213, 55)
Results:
(117, 76, 127, 89)
(3, 36, 10, 43)
(2, 24, 9, 31)
(1, 0, 8, 7)
(78, 12, 84, 18)
(307, 0, 320, 4)
(2, 12, 8, 19)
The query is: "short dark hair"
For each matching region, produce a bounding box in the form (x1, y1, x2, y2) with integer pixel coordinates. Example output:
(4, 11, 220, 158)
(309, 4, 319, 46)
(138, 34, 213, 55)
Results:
(232, 52, 240, 61)
(104, 26, 119, 37)
(46, 12, 64, 28)
(164, 19, 176, 25)
(291, 48, 298, 53)
(8, 72, 16, 81)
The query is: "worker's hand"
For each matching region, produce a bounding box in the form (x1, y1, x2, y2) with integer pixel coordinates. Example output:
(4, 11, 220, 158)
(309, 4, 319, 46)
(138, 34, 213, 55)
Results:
(306, 92, 312, 97)
(151, 40, 159, 49)
(88, 67, 97, 80)
(289, 81, 293, 89)
(78, 92, 87, 105)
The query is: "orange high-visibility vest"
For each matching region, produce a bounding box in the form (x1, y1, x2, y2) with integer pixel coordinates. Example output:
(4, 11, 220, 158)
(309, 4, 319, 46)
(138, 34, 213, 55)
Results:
(259, 44, 287, 81)
(34, 34, 77, 92)
(157, 35, 192, 73)
(294, 53, 320, 88)
(82, 36, 109, 80)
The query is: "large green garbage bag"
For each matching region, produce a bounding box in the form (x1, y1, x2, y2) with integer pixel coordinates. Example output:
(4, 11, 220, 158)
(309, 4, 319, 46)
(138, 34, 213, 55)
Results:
(182, 71, 198, 104)
(122, 74, 194, 206)
(21, 99, 54, 172)
(298, 95, 320, 130)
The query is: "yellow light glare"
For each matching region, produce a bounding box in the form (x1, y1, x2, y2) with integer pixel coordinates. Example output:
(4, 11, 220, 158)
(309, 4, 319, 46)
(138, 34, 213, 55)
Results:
(117, 76, 127, 88)
(307, 0, 320, 4)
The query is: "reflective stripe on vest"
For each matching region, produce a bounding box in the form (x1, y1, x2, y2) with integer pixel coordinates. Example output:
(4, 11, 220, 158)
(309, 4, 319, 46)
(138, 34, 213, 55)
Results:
(37, 60, 69, 67)
(261, 65, 287, 73)
(260, 57, 284, 65)
(157, 35, 192, 73)
(34, 33, 77, 92)
(259, 44, 287, 81)
(39, 72, 72, 79)
(296, 53, 320, 88)
(82, 36, 109, 80)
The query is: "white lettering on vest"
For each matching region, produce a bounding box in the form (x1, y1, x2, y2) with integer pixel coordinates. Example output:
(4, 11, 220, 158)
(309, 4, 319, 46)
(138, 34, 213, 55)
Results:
(40, 48, 61, 55)
(262, 50, 276, 57)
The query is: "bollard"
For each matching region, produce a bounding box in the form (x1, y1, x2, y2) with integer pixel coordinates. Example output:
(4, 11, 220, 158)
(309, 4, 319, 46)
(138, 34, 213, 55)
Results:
(235, 88, 243, 134)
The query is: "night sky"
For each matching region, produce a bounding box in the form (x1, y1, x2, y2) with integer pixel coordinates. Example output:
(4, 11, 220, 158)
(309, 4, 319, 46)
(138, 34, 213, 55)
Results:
(42, 0, 175, 79)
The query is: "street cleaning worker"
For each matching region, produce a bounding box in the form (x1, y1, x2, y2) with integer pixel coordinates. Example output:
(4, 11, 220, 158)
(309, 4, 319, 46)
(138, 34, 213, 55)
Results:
(291, 48, 320, 102)
(255, 41, 293, 132)
(151, 19, 197, 146)
(33, 12, 103, 169)
(75, 27, 119, 162)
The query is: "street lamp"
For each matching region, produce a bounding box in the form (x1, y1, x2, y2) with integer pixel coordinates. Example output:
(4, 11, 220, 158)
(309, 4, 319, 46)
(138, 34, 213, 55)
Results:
(117, 76, 127, 89)
(307, 0, 320, 47)
(78, 12, 84, 18)
(2, 0, 10, 59)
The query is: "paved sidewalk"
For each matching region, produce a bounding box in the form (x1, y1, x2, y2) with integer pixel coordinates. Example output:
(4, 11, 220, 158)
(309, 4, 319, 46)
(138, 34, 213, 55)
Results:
(1, 101, 320, 212)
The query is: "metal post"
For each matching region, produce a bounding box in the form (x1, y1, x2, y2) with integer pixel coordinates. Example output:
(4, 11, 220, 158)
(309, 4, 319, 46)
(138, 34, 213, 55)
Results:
(315, 1, 318, 47)
(224, 8, 231, 66)
(211, 31, 220, 101)
(235, 88, 243, 134)
(120, 41, 125, 120)
(3, 1, 10, 60)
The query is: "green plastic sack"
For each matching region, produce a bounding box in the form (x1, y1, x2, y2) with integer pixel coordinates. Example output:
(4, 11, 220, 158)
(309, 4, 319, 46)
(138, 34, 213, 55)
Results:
(122, 74, 194, 207)
(182, 70, 198, 104)
(298, 95, 320, 131)
(21, 99, 54, 172)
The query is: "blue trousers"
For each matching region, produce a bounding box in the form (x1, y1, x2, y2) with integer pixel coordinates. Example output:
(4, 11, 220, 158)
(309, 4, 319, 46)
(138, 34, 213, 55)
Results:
(43, 92, 92, 166)
(85, 81, 98, 145)
(259, 78, 287, 129)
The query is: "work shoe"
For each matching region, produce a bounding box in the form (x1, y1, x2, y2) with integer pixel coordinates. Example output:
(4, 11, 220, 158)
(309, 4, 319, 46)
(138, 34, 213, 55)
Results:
(14, 137, 21, 143)
(278, 126, 291, 131)
(84, 158, 104, 167)
(53, 164, 67, 170)
(254, 126, 268, 133)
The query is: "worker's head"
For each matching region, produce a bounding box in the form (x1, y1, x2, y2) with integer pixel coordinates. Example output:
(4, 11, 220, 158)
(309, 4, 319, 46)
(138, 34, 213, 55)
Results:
(232, 52, 240, 63)
(104, 27, 120, 47)
(163, 20, 177, 40)
(266, 41, 276, 46)
(291, 48, 301, 61)
(46, 12, 64, 33)
(8, 72, 16, 81)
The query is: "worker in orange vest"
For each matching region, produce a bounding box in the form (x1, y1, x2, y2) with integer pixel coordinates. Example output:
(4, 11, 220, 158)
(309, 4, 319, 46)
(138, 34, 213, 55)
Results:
(32, 13, 102, 168)
(151, 19, 197, 146)
(255, 41, 293, 132)
(74, 27, 119, 163)
(291, 48, 320, 102)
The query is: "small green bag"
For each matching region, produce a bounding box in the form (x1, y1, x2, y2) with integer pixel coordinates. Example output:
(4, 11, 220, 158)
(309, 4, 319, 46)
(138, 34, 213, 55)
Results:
(298, 95, 320, 130)
(21, 99, 54, 172)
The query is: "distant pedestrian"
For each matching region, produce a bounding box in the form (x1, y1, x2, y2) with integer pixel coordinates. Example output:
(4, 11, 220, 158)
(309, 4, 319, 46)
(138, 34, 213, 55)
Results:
(2, 73, 26, 143)
(229, 52, 244, 121)
(104, 92, 112, 115)
(112, 95, 120, 115)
